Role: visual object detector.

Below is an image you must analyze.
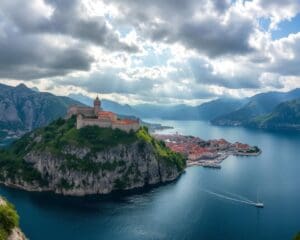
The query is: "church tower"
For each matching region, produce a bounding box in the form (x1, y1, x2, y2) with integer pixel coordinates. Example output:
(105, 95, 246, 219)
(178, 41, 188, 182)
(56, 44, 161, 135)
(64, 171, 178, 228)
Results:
(94, 95, 102, 115)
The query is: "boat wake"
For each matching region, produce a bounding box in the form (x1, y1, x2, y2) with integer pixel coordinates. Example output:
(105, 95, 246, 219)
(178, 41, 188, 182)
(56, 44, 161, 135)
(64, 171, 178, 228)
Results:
(201, 189, 258, 206)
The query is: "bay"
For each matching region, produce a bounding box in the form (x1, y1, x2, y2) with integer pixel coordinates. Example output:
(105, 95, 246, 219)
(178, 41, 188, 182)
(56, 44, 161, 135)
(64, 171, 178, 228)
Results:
(1, 120, 300, 240)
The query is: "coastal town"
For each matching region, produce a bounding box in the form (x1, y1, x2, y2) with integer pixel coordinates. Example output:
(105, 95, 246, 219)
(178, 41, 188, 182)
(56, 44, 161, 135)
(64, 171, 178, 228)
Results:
(154, 133, 261, 169)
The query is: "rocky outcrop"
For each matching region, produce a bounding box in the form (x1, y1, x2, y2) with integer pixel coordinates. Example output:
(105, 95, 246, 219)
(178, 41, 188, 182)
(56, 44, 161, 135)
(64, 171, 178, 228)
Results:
(19, 141, 182, 196)
(0, 118, 186, 196)
(0, 197, 26, 240)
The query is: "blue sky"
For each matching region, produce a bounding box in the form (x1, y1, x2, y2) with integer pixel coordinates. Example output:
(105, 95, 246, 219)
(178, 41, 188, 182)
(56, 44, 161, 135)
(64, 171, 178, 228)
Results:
(0, 0, 300, 105)
(272, 13, 300, 39)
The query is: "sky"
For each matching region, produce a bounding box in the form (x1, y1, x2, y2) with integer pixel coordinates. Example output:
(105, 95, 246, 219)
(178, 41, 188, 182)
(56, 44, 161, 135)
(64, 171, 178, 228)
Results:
(0, 0, 300, 105)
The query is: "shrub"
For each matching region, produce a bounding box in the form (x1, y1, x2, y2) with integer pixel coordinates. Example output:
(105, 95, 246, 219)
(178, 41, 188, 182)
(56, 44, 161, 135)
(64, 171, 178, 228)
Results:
(0, 199, 19, 239)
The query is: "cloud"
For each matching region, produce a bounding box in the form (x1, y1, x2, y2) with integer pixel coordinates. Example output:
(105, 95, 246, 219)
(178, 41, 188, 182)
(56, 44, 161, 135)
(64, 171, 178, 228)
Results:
(267, 33, 300, 76)
(0, 23, 93, 79)
(107, 0, 255, 57)
(1, 0, 300, 104)
(1, 0, 138, 52)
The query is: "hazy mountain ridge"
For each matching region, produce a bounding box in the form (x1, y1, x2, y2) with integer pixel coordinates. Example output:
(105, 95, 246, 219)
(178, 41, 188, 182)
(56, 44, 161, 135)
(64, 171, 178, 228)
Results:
(69, 93, 245, 121)
(0, 83, 83, 142)
(212, 89, 300, 128)
(248, 98, 300, 130)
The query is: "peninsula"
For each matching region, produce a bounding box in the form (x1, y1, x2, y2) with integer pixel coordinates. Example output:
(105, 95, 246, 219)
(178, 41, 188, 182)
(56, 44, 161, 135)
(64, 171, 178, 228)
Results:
(154, 134, 261, 168)
(0, 97, 186, 196)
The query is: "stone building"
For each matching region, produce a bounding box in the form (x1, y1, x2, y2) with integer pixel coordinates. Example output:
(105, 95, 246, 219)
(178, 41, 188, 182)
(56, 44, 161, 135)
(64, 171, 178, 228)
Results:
(67, 96, 140, 132)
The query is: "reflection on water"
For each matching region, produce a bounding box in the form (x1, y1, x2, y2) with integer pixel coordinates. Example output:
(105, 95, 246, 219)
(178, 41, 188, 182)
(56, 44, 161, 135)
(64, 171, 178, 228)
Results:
(1, 120, 300, 240)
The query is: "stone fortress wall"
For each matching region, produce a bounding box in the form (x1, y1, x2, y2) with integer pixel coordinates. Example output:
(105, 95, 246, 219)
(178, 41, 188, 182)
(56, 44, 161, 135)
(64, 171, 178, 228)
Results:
(67, 96, 140, 133)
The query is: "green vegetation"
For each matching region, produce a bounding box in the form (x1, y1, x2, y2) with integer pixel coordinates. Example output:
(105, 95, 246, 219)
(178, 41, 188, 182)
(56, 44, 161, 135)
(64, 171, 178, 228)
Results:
(250, 99, 300, 130)
(0, 117, 186, 188)
(60, 154, 126, 174)
(0, 149, 45, 185)
(246, 146, 260, 153)
(137, 127, 186, 171)
(20, 116, 138, 154)
(293, 232, 300, 240)
(0, 198, 19, 240)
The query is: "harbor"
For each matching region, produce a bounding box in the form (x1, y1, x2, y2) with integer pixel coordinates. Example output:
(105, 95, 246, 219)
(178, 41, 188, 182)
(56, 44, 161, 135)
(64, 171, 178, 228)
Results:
(154, 133, 261, 169)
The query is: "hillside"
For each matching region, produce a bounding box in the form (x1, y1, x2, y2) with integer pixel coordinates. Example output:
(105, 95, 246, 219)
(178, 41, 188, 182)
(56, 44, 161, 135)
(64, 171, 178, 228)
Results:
(248, 98, 300, 130)
(0, 117, 186, 196)
(0, 83, 83, 143)
(0, 197, 26, 240)
(212, 88, 300, 126)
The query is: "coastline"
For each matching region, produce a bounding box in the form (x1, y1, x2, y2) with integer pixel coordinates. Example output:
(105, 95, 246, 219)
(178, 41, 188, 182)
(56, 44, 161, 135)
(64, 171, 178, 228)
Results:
(186, 150, 262, 168)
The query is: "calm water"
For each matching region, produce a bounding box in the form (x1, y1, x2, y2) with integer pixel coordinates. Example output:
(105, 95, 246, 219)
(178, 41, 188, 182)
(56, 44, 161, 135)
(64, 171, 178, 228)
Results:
(1, 120, 300, 240)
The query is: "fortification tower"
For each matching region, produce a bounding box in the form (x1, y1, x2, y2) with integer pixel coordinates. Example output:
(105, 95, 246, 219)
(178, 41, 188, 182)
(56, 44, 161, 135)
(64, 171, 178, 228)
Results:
(94, 95, 102, 115)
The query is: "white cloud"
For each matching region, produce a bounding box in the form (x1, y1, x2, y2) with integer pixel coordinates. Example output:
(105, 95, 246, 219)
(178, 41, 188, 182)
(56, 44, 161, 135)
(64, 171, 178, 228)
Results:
(1, 0, 300, 105)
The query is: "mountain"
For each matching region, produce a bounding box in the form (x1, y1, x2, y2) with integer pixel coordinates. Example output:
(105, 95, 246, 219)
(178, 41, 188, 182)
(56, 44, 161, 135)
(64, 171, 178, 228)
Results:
(248, 98, 300, 130)
(69, 93, 245, 121)
(68, 93, 138, 116)
(123, 98, 245, 120)
(0, 117, 186, 196)
(0, 83, 83, 142)
(212, 89, 300, 126)
(192, 98, 247, 120)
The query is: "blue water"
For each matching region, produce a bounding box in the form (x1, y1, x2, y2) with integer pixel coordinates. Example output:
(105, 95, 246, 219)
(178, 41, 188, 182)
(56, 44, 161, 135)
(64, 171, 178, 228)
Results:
(1, 120, 300, 240)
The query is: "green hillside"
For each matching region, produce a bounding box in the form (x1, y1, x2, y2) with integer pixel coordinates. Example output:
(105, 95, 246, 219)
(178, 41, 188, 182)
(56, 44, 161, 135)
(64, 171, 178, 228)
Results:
(0, 117, 186, 188)
(249, 99, 300, 130)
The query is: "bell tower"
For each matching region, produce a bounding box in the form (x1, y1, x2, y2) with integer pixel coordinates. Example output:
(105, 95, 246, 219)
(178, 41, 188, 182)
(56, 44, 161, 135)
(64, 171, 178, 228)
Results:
(94, 95, 102, 115)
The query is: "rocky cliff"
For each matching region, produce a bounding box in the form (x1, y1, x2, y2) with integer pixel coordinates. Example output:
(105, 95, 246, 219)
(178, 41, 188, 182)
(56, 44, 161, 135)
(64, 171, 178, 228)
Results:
(0, 118, 186, 196)
(0, 83, 83, 143)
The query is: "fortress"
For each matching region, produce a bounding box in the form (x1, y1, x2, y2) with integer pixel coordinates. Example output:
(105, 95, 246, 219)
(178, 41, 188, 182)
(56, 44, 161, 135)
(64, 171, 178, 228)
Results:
(67, 96, 140, 132)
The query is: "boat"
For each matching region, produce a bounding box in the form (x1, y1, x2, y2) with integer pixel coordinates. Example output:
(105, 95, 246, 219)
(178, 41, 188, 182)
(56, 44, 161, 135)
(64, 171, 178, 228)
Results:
(254, 202, 264, 208)
(255, 190, 264, 208)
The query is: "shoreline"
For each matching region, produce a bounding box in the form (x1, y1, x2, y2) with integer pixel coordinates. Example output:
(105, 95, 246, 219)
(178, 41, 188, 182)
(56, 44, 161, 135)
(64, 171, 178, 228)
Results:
(187, 150, 262, 168)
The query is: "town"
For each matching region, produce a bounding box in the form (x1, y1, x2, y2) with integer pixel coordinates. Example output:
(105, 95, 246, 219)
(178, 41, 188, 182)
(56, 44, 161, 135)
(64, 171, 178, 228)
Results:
(154, 133, 261, 169)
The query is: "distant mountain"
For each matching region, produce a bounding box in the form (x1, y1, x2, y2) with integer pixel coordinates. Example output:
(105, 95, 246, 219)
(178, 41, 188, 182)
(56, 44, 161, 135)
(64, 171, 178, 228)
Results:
(132, 98, 245, 120)
(69, 93, 246, 121)
(68, 93, 138, 116)
(193, 98, 247, 120)
(248, 98, 300, 130)
(212, 89, 300, 126)
(0, 83, 83, 141)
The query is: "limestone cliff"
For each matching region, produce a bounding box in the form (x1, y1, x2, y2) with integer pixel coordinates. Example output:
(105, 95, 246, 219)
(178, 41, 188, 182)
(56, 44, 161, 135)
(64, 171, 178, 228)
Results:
(0, 118, 186, 196)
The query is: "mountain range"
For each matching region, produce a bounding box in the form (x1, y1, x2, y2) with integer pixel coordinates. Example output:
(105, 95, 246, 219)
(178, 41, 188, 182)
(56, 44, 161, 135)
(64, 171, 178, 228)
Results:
(0, 83, 83, 142)
(70, 89, 300, 131)
(1, 83, 300, 142)
(212, 88, 300, 129)
(69, 93, 245, 120)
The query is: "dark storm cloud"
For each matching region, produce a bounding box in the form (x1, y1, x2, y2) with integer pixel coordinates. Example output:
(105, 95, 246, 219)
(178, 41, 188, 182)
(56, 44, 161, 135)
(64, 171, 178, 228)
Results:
(1, 0, 138, 53)
(173, 16, 254, 57)
(0, 0, 139, 80)
(0, 22, 93, 80)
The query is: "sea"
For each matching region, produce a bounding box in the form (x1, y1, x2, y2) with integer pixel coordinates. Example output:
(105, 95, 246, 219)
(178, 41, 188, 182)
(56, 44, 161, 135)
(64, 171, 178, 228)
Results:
(0, 120, 299, 240)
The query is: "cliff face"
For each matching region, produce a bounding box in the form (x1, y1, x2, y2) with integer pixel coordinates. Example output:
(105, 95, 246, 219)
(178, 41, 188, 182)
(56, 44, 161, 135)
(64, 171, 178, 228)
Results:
(20, 142, 180, 196)
(0, 83, 83, 142)
(0, 118, 186, 196)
